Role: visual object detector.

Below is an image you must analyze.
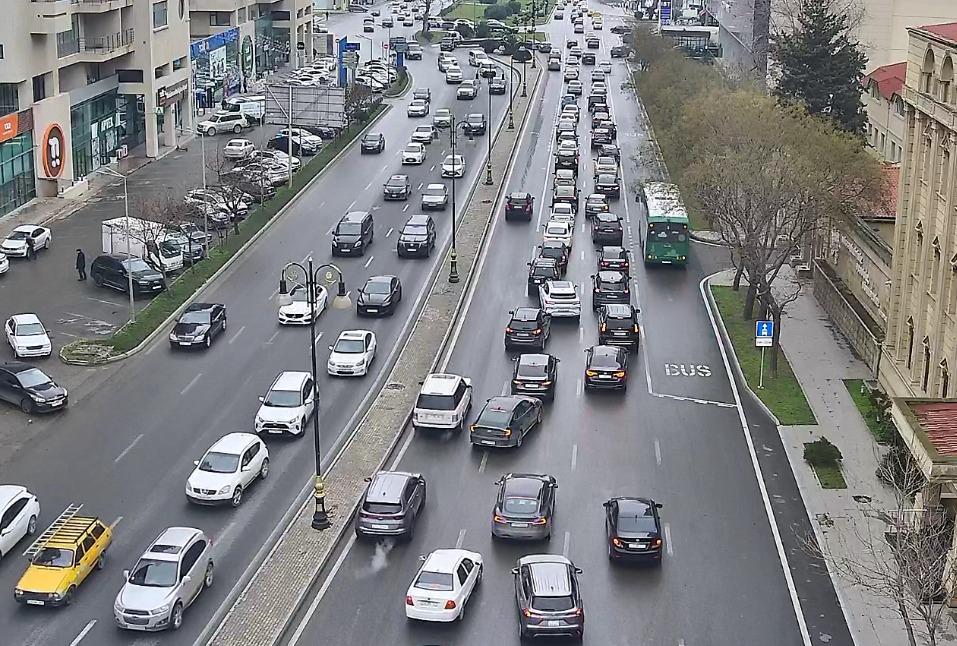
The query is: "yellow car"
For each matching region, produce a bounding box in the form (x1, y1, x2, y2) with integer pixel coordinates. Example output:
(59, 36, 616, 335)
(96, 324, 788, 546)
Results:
(14, 509, 112, 607)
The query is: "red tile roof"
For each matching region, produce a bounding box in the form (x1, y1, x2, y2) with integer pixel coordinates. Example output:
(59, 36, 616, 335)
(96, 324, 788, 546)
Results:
(862, 62, 906, 101)
(912, 402, 957, 458)
(920, 22, 957, 44)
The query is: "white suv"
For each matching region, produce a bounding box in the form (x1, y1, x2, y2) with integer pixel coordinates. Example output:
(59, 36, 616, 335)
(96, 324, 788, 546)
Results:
(254, 371, 317, 436)
(196, 111, 250, 136)
(413, 373, 472, 431)
(185, 433, 268, 507)
(539, 280, 582, 319)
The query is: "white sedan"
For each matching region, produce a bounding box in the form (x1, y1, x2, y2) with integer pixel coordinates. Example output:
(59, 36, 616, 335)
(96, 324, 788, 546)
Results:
(445, 67, 464, 83)
(278, 284, 328, 325)
(543, 219, 574, 248)
(405, 549, 483, 622)
(277, 128, 323, 150)
(185, 433, 268, 508)
(549, 202, 576, 223)
(223, 138, 255, 159)
(407, 99, 430, 117)
(327, 330, 377, 377)
(1, 225, 51, 258)
(411, 125, 438, 143)
(441, 154, 465, 178)
(5, 313, 52, 358)
(539, 280, 582, 318)
(0, 486, 39, 558)
(403, 142, 427, 165)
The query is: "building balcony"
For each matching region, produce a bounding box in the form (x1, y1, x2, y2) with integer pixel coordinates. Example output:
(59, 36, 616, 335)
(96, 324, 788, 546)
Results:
(30, 0, 134, 33)
(905, 87, 957, 130)
(57, 28, 135, 63)
(189, 0, 247, 10)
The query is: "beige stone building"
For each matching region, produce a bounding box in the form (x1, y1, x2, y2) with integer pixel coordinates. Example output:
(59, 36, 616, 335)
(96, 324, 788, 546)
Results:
(863, 61, 907, 163)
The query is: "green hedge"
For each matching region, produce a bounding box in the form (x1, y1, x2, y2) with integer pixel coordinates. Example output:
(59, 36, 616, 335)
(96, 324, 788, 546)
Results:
(62, 104, 387, 364)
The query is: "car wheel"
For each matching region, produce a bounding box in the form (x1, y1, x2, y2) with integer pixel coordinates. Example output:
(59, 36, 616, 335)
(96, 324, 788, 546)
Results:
(93, 273, 104, 287)
(204, 335, 211, 349)
(230, 486, 243, 508)
(27, 515, 37, 535)
(233, 124, 243, 134)
(64, 586, 76, 606)
(259, 458, 270, 480)
(207, 127, 216, 136)
(20, 398, 34, 414)
(170, 601, 184, 631)
(203, 562, 215, 588)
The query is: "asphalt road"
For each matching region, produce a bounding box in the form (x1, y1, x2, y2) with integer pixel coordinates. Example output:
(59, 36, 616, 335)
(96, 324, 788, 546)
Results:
(0, 6, 518, 646)
(286, 4, 856, 646)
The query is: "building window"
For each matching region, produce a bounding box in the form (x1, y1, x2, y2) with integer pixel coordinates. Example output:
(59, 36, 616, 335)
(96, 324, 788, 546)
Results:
(172, 56, 186, 71)
(913, 223, 924, 275)
(923, 338, 932, 392)
(0, 45, 4, 60)
(32, 74, 46, 102)
(923, 136, 934, 181)
(950, 256, 957, 314)
(0, 84, 17, 116)
(0, 132, 37, 218)
(880, 132, 886, 154)
(238, 7, 247, 23)
(153, 1, 168, 29)
(117, 69, 144, 83)
(209, 11, 231, 26)
(940, 80, 952, 104)
(932, 239, 942, 295)
(906, 318, 915, 369)
(942, 360, 950, 398)
(895, 97, 905, 116)
(942, 149, 952, 195)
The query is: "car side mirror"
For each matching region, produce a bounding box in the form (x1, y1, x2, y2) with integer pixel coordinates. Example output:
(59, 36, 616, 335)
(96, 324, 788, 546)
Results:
(123, 569, 130, 579)
(575, 567, 583, 574)
(328, 345, 334, 351)
(656, 502, 663, 509)
(419, 554, 427, 561)
(193, 460, 200, 466)
(511, 567, 519, 575)
(182, 575, 192, 584)
(363, 476, 372, 482)
(602, 501, 610, 508)
(241, 464, 251, 472)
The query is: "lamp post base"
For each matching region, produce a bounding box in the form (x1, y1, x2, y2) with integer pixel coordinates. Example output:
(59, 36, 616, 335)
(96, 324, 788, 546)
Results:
(449, 249, 460, 283)
(508, 110, 514, 129)
(521, 84, 527, 98)
(484, 163, 493, 185)
(312, 509, 331, 531)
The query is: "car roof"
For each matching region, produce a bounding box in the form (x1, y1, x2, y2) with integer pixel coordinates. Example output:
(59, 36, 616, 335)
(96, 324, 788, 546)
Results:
(184, 302, 221, 313)
(484, 395, 524, 413)
(547, 280, 575, 292)
(12, 225, 43, 234)
(209, 432, 259, 455)
(366, 274, 395, 285)
(518, 353, 551, 367)
(406, 214, 431, 225)
(589, 344, 624, 360)
(595, 212, 620, 222)
(338, 329, 372, 341)
(368, 470, 414, 502)
(147, 527, 203, 561)
(597, 270, 627, 282)
(10, 313, 41, 325)
(532, 256, 558, 267)
(0, 485, 29, 509)
(422, 548, 475, 573)
(613, 496, 657, 517)
(0, 360, 40, 375)
(271, 370, 310, 391)
(512, 307, 541, 321)
(503, 473, 549, 496)
(420, 373, 464, 395)
(603, 303, 634, 318)
(425, 183, 446, 190)
(388, 174, 408, 181)
(601, 246, 625, 257)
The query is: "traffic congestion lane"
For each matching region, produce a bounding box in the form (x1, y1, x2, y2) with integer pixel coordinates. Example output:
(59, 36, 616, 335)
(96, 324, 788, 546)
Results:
(288, 8, 809, 646)
(0, 36, 516, 646)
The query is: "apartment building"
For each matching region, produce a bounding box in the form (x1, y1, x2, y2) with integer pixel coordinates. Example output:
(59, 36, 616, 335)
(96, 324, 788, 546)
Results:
(863, 61, 906, 164)
(0, 0, 191, 217)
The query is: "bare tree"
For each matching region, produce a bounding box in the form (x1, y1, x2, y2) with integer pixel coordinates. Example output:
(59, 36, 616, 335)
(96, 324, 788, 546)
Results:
(203, 148, 256, 240)
(128, 190, 195, 284)
(806, 447, 956, 646)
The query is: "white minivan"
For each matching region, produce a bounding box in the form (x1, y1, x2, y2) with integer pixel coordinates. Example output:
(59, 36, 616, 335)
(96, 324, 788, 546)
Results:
(223, 96, 266, 125)
(468, 49, 490, 67)
(412, 373, 472, 431)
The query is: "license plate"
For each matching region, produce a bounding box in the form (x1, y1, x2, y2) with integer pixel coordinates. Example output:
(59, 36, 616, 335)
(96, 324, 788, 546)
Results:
(366, 308, 378, 313)
(512, 522, 528, 528)
(26, 600, 44, 606)
(614, 331, 627, 336)
(517, 333, 529, 338)
(599, 375, 611, 379)
(630, 542, 646, 549)
(49, 400, 63, 407)
(268, 429, 284, 434)
(547, 620, 561, 627)
(152, 285, 161, 290)
(481, 440, 495, 446)
(369, 523, 389, 530)
(525, 384, 541, 389)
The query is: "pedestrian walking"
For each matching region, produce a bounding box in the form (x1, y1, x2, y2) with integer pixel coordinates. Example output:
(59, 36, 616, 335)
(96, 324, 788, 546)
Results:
(75, 249, 87, 281)
(25, 235, 34, 260)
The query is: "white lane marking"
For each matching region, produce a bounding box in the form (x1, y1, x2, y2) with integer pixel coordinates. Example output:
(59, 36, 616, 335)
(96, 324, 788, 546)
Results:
(571, 444, 578, 471)
(111, 516, 124, 529)
(402, 204, 410, 212)
(180, 373, 202, 396)
(382, 163, 390, 171)
(478, 450, 489, 473)
(562, 531, 571, 557)
(265, 329, 280, 345)
(579, 326, 584, 343)
(319, 201, 326, 210)
(114, 433, 145, 464)
(69, 620, 96, 646)
(664, 523, 674, 556)
(678, 640, 687, 646)
(429, 164, 436, 172)
(267, 287, 279, 302)
(363, 255, 374, 268)
(417, 182, 424, 190)
(313, 331, 324, 348)
(287, 533, 357, 646)
(580, 221, 585, 233)
(652, 392, 736, 407)
(699, 273, 813, 646)
(386, 227, 395, 238)
(580, 249, 585, 260)
(228, 325, 246, 344)
(347, 199, 357, 209)
(501, 380, 510, 396)
(364, 181, 373, 191)
(455, 528, 467, 549)
(576, 378, 583, 398)
(654, 438, 662, 466)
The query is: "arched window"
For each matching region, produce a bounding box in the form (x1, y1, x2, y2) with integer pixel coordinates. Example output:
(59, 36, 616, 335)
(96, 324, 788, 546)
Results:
(940, 56, 954, 103)
(923, 337, 932, 392)
(923, 48, 937, 93)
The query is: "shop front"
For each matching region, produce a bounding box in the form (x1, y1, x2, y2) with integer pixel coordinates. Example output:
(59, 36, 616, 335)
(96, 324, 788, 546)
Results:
(0, 110, 37, 217)
(70, 90, 141, 181)
(192, 28, 243, 110)
(255, 16, 290, 78)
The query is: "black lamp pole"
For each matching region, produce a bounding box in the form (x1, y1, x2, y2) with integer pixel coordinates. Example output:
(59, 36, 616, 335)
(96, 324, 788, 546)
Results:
(507, 61, 515, 129)
(448, 116, 473, 284)
(484, 83, 493, 185)
(529, 3, 537, 69)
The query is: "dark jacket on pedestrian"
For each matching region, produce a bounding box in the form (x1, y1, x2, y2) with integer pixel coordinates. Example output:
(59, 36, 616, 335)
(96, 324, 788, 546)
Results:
(76, 249, 86, 269)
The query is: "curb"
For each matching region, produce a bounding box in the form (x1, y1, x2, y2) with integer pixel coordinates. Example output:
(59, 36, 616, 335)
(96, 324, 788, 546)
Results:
(59, 105, 392, 367)
(690, 230, 728, 246)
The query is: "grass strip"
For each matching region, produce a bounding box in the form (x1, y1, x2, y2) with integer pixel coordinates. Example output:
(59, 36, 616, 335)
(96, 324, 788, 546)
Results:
(843, 379, 894, 444)
(808, 461, 847, 489)
(710, 285, 817, 425)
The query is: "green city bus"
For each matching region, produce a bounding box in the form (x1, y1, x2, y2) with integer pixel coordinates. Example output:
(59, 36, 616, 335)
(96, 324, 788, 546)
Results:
(637, 182, 690, 267)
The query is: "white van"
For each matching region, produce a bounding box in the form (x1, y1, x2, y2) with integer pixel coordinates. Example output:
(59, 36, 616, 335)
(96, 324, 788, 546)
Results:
(223, 95, 266, 125)
(468, 49, 490, 67)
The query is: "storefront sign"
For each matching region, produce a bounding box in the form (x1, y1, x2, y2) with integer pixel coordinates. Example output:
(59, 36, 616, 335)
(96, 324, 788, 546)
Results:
(190, 27, 239, 59)
(157, 78, 189, 107)
(40, 123, 67, 179)
(0, 109, 33, 145)
(241, 35, 254, 75)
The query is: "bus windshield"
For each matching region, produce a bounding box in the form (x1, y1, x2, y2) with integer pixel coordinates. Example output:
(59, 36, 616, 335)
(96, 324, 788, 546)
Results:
(650, 222, 688, 243)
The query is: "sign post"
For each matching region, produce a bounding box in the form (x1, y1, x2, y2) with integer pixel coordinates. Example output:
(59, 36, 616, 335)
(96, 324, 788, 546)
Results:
(755, 320, 773, 389)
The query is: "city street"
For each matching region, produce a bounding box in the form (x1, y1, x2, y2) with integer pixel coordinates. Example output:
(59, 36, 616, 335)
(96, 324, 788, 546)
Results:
(283, 4, 856, 646)
(0, 7, 518, 646)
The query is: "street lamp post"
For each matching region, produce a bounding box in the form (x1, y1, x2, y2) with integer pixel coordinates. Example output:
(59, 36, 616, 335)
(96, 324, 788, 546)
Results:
(508, 61, 515, 130)
(528, 5, 537, 69)
(484, 81, 493, 185)
(521, 55, 528, 97)
(94, 167, 135, 323)
(448, 115, 473, 283)
(278, 259, 352, 531)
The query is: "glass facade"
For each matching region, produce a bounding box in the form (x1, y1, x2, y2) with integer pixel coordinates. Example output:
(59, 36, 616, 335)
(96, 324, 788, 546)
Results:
(191, 28, 242, 109)
(70, 90, 143, 180)
(0, 133, 37, 217)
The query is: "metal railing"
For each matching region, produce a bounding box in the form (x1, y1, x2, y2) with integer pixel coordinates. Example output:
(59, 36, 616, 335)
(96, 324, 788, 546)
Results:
(58, 28, 134, 58)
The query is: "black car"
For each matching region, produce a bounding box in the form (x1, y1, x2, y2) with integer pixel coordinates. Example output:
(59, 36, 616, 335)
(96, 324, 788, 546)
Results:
(469, 395, 543, 448)
(266, 135, 309, 157)
(511, 353, 559, 401)
(302, 125, 338, 140)
(0, 361, 68, 414)
(355, 470, 426, 539)
(582, 52, 596, 64)
(169, 302, 227, 350)
(554, 147, 579, 171)
(505, 192, 534, 221)
(586, 37, 600, 49)
(538, 41, 553, 53)
(464, 112, 487, 136)
(527, 257, 561, 294)
(357, 275, 402, 316)
(91, 253, 166, 297)
(360, 132, 386, 153)
(492, 474, 557, 540)
(226, 174, 277, 204)
(537, 241, 569, 275)
(611, 45, 629, 58)
(513, 554, 584, 640)
(591, 128, 614, 148)
(600, 143, 621, 161)
(584, 193, 609, 218)
(505, 307, 551, 351)
(591, 212, 623, 246)
(598, 304, 640, 348)
(489, 77, 507, 94)
(605, 496, 663, 562)
(611, 24, 630, 34)
(592, 270, 630, 309)
(382, 174, 411, 200)
(397, 214, 436, 258)
(598, 246, 630, 274)
(331, 210, 374, 256)
(584, 345, 629, 390)
(382, 16, 394, 27)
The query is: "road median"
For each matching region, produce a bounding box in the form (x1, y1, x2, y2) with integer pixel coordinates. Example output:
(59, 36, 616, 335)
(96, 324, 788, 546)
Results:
(201, 58, 545, 646)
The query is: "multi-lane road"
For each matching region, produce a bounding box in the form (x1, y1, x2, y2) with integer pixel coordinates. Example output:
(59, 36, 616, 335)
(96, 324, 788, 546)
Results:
(0, 8, 515, 646)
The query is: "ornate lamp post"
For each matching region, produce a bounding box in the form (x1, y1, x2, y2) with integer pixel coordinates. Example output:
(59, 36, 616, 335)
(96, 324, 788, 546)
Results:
(447, 115, 474, 283)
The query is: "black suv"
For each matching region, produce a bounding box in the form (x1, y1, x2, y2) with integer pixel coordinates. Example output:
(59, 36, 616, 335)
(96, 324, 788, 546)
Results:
(584, 344, 629, 391)
(469, 395, 543, 448)
(382, 174, 411, 200)
(489, 76, 507, 94)
(591, 128, 614, 148)
(592, 270, 630, 309)
(591, 212, 623, 246)
(464, 112, 487, 136)
(537, 241, 569, 275)
(360, 132, 386, 153)
(0, 361, 68, 414)
(611, 44, 629, 58)
(604, 496, 663, 562)
(169, 302, 227, 350)
(354, 470, 426, 539)
(505, 192, 534, 221)
(582, 52, 596, 64)
(493, 474, 557, 540)
(598, 304, 640, 348)
(331, 210, 374, 256)
(397, 214, 436, 258)
(527, 257, 561, 294)
(91, 253, 166, 297)
(511, 353, 559, 401)
(584, 193, 609, 218)
(505, 307, 551, 351)
(595, 173, 621, 198)
(554, 147, 579, 171)
(513, 554, 584, 640)
(598, 246, 630, 274)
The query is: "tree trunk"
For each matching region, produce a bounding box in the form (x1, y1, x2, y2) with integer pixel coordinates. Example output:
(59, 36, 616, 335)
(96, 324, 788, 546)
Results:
(770, 306, 782, 377)
(897, 596, 918, 646)
(732, 263, 744, 291)
(743, 282, 757, 319)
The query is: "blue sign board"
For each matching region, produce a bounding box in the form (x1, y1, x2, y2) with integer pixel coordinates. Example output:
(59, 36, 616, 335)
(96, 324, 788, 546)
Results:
(659, 0, 672, 25)
(755, 320, 774, 347)
(344, 42, 361, 52)
(338, 38, 349, 87)
(190, 27, 240, 59)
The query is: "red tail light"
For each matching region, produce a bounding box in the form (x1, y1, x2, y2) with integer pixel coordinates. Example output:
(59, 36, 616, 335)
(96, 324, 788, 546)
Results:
(406, 595, 414, 606)
(444, 600, 457, 610)
(532, 517, 547, 525)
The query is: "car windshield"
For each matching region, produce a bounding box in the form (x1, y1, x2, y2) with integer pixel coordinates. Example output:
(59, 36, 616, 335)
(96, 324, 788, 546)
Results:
(416, 393, 455, 410)
(17, 368, 52, 389)
(362, 134, 380, 142)
(8, 231, 28, 240)
(503, 496, 539, 514)
(606, 314, 634, 329)
(445, 156, 463, 165)
(15, 322, 45, 336)
(541, 247, 563, 259)
(264, 388, 302, 407)
(532, 264, 556, 277)
(122, 259, 153, 273)
(533, 594, 575, 611)
(180, 310, 211, 324)
(199, 451, 240, 473)
(510, 317, 538, 331)
(128, 559, 178, 587)
(289, 288, 312, 303)
(388, 177, 406, 187)
(32, 547, 74, 567)
(404, 225, 428, 235)
(424, 187, 445, 196)
(337, 222, 362, 235)
(590, 351, 622, 369)
(601, 278, 626, 292)
(415, 570, 454, 592)
(334, 338, 365, 353)
(365, 280, 391, 294)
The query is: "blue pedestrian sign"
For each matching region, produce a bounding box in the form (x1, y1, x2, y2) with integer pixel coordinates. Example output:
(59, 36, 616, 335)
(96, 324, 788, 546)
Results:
(755, 320, 774, 347)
